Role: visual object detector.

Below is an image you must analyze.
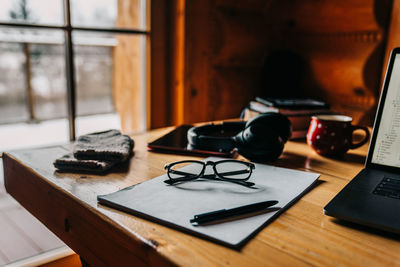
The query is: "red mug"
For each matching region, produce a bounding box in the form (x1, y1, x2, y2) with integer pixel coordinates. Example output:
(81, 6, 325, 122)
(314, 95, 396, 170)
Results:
(307, 115, 370, 157)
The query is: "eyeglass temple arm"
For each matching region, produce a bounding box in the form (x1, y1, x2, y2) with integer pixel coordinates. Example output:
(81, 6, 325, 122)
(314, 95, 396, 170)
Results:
(164, 170, 198, 185)
(165, 169, 255, 187)
(168, 170, 197, 176)
(169, 170, 250, 179)
(212, 169, 252, 177)
(226, 179, 255, 187)
(164, 177, 255, 187)
(169, 169, 252, 180)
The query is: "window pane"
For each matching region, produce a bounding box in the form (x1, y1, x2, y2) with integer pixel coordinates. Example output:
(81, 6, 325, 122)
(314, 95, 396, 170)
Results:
(0, 41, 27, 123)
(73, 32, 115, 116)
(0, 0, 63, 26)
(74, 44, 114, 116)
(0, 27, 66, 124)
(31, 41, 67, 121)
(73, 31, 146, 132)
(70, 0, 147, 30)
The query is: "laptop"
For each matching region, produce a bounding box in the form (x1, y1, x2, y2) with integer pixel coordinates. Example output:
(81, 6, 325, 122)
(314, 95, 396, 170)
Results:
(324, 47, 400, 234)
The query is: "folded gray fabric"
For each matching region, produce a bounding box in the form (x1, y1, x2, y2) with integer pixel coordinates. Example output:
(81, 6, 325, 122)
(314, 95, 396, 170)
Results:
(54, 153, 117, 173)
(54, 129, 134, 173)
(73, 129, 134, 161)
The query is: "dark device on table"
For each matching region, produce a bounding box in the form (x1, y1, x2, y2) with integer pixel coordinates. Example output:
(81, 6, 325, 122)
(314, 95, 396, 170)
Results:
(188, 113, 292, 162)
(147, 125, 235, 157)
(324, 47, 400, 234)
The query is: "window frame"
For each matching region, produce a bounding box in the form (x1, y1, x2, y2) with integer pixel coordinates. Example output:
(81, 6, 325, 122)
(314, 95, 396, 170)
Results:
(0, 0, 149, 140)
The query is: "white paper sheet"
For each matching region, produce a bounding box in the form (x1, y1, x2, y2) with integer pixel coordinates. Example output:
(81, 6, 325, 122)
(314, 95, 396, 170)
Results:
(98, 157, 320, 248)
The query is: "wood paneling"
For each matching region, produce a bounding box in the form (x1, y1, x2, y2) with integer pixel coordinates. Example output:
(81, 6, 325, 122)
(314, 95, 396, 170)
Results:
(263, 0, 393, 125)
(150, 0, 187, 127)
(114, 0, 146, 133)
(382, 0, 400, 83)
(153, 0, 393, 126)
(113, 34, 145, 132)
(150, 0, 171, 128)
(130, 1, 397, 129)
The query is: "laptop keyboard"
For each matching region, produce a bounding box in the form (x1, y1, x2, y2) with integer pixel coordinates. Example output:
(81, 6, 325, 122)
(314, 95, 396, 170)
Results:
(373, 177, 400, 199)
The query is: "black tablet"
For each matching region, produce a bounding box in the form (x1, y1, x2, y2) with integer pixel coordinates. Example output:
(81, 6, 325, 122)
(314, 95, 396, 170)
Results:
(147, 125, 235, 157)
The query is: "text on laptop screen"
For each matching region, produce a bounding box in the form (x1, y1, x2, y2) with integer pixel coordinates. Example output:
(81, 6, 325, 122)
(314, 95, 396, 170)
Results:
(371, 54, 400, 167)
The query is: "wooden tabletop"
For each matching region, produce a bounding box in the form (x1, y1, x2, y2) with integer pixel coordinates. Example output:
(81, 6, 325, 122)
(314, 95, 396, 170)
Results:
(3, 127, 400, 266)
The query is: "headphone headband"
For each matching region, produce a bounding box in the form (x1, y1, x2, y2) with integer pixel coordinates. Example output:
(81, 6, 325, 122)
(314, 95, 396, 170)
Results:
(187, 121, 246, 152)
(187, 113, 292, 161)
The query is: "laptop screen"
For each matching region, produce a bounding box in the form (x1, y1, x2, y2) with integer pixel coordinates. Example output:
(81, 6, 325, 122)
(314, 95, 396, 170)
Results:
(370, 53, 400, 168)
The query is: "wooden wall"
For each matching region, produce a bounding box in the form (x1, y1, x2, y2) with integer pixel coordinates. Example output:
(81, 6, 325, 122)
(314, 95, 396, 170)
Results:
(114, 0, 147, 133)
(382, 0, 400, 81)
(150, 0, 394, 127)
(109, 0, 399, 131)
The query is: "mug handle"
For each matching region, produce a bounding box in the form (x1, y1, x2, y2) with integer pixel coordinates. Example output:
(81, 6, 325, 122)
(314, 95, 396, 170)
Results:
(349, 125, 370, 149)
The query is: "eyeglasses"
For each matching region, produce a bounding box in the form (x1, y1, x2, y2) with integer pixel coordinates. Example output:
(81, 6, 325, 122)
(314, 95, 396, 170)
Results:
(163, 159, 255, 187)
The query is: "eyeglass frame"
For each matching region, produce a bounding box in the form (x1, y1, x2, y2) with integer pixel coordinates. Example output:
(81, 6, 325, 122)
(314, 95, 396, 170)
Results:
(163, 159, 256, 187)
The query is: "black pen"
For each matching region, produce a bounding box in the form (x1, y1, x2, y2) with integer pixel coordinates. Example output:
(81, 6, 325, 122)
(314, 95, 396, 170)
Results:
(190, 200, 279, 226)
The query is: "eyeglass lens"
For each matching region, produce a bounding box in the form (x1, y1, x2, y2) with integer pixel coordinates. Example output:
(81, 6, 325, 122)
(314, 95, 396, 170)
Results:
(214, 161, 252, 180)
(168, 161, 204, 179)
(168, 160, 253, 181)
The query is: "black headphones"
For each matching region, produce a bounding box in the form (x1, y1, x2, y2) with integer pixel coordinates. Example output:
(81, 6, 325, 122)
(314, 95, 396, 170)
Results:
(187, 113, 292, 161)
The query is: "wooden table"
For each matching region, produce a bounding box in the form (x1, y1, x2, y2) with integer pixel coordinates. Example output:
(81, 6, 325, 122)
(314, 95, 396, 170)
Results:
(3, 127, 400, 266)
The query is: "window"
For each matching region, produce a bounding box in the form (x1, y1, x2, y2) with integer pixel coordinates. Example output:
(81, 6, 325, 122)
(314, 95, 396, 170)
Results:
(0, 0, 149, 140)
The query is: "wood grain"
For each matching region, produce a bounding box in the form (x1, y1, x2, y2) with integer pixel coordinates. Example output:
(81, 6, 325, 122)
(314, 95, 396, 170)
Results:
(114, 0, 147, 132)
(0, 162, 66, 266)
(147, 0, 393, 128)
(382, 0, 400, 86)
(39, 254, 81, 267)
(150, 0, 171, 128)
(3, 127, 400, 266)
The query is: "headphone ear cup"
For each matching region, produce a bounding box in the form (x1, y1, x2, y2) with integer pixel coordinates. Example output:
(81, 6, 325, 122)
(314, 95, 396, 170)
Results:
(245, 113, 292, 142)
(234, 124, 284, 162)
